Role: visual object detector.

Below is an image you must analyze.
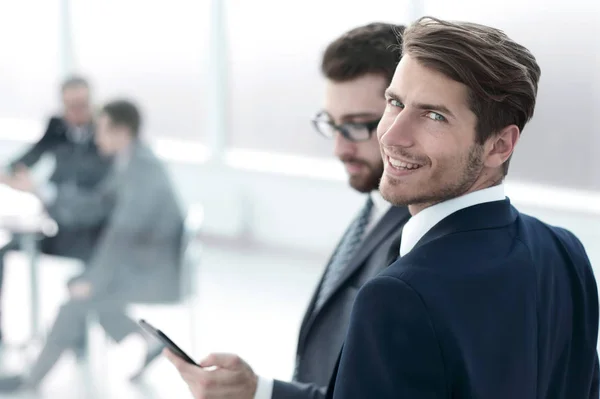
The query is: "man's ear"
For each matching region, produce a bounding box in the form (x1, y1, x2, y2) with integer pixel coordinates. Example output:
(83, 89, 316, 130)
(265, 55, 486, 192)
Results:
(484, 125, 520, 169)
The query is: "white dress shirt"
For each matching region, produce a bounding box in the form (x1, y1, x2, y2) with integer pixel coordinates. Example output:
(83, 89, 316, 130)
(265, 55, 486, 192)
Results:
(399, 184, 506, 257)
(66, 124, 92, 144)
(365, 190, 392, 235)
(36, 124, 93, 205)
(254, 190, 392, 399)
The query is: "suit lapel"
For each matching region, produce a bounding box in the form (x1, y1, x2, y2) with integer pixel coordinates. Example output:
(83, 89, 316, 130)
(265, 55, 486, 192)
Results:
(325, 345, 343, 399)
(412, 199, 517, 254)
(298, 206, 411, 351)
(314, 200, 516, 395)
(319, 206, 410, 310)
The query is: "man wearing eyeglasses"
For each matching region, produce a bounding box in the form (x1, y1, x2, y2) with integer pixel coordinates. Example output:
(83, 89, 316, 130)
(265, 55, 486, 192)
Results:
(165, 22, 411, 399)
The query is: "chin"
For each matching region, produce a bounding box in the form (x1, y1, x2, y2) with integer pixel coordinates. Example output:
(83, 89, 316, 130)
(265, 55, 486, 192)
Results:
(380, 189, 408, 206)
(379, 176, 413, 206)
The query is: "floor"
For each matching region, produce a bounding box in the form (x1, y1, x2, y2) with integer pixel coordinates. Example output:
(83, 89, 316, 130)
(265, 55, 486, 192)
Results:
(0, 236, 328, 398)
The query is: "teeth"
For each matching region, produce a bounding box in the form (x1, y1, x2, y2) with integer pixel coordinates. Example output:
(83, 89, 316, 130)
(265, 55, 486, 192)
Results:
(388, 157, 421, 170)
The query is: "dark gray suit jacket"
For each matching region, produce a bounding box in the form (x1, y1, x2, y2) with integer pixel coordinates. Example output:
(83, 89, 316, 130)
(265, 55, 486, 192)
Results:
(47, 141, 184, 302)
(9, 116, 112, 260)
(272, 204, 411, 399)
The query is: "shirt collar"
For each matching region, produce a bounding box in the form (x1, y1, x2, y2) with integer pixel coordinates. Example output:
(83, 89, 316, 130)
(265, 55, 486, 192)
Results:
(66, 124, 92, 143)
(399, 184, 506, 257)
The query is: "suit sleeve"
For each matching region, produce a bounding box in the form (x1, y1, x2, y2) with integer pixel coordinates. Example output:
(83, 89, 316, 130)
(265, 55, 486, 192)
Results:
(9, 117, 64, 170)
(589, 353, 599, 398)
(331, 275, 446, 399)
(102, 171, 165, 239)
(82, 167, 171, 292)
(272, 380, 326, 399)
(46, 177, 115, 229)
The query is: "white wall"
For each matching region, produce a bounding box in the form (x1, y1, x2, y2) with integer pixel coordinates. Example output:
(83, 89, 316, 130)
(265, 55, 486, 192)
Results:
(225, 0, 413, 156)
(420, 0, 600, 191)
(0, 0, 61, 121)
(69, 0, 211, 141)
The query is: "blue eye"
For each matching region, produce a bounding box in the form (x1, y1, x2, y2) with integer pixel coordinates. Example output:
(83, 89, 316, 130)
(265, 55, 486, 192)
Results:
(389, 99, 403, 108)
(426, 111, 446, 122)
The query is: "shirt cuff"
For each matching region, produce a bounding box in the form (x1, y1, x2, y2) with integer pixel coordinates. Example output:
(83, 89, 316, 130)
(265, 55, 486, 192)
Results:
(253, 375, 274, 399)
(36, 182, 58, 205)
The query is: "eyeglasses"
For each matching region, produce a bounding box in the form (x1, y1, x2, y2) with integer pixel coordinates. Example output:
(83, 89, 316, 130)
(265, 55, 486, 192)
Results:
(311, 111, 380, 142)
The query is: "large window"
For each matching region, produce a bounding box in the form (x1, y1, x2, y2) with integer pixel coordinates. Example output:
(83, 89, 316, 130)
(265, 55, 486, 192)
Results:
(421, 0, 600, 191)
(70, 0, 210, 141)
(225, 0, 411, 158)
(0, 0, 61, 124)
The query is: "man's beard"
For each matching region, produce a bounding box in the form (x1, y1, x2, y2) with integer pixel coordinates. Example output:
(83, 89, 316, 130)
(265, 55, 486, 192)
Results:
(381, 144, 484, 207)
(346, 160, 384, 193)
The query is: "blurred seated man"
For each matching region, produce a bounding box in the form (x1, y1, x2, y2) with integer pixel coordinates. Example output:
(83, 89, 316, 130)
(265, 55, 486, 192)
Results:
(0, 76, 112, 341)
(0, 99, 184, 392)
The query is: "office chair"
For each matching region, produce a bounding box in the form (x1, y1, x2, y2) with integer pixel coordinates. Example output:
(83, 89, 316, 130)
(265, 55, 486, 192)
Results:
(84, 203, 204, 380)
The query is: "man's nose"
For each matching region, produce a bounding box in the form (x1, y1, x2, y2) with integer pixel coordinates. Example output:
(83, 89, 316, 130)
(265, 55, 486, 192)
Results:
(334, 132, 356, 158)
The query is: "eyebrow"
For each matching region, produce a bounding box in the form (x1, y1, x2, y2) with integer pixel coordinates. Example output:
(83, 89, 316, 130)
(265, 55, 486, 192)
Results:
(415, 102, 455, 119)
(385, 88, 456, 119)
(384, 88, 401, 102)
(338, 112, 381, 122)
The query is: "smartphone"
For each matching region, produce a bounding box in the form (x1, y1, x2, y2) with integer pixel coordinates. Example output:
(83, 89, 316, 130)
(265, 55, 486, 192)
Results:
(138, 319, 198, 365)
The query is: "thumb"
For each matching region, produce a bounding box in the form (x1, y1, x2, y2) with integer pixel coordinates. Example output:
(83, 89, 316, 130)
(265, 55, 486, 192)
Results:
(199, 353, 243, 369)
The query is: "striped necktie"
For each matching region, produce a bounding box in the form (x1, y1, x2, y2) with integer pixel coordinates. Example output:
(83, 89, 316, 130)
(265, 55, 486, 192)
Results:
(314, 197, 374, 310)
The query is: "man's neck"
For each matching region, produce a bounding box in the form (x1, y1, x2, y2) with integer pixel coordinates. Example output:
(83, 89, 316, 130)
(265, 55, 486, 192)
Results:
(409, 176, 504, 216)
(116, 138, 134, 156)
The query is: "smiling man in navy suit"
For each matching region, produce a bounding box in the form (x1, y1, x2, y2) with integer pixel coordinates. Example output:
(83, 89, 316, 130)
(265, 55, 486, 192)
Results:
(328, 16, 599, 399)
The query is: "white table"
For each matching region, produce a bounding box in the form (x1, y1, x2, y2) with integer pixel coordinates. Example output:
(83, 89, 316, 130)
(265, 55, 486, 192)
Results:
(0, 184, 58, 342)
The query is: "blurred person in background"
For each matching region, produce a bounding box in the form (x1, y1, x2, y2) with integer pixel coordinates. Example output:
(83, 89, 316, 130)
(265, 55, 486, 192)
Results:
(327, 17, 599, 399)
(0, 76, 112, 343)
(0, 99, 184, 392)
(165, 22, 410, 399)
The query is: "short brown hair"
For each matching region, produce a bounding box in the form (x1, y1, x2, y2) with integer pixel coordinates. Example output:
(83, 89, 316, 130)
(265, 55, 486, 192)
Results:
(403, 17, 541, 175)
(322, 22, 405, 85)
(102, 99, 142, 137)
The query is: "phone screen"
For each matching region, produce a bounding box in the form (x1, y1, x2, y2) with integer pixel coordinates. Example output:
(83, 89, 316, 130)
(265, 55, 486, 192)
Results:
(138, 319, 198, 365)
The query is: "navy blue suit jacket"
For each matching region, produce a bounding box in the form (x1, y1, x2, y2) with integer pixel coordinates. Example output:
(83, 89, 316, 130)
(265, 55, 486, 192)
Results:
(328, 199, 599, 399)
